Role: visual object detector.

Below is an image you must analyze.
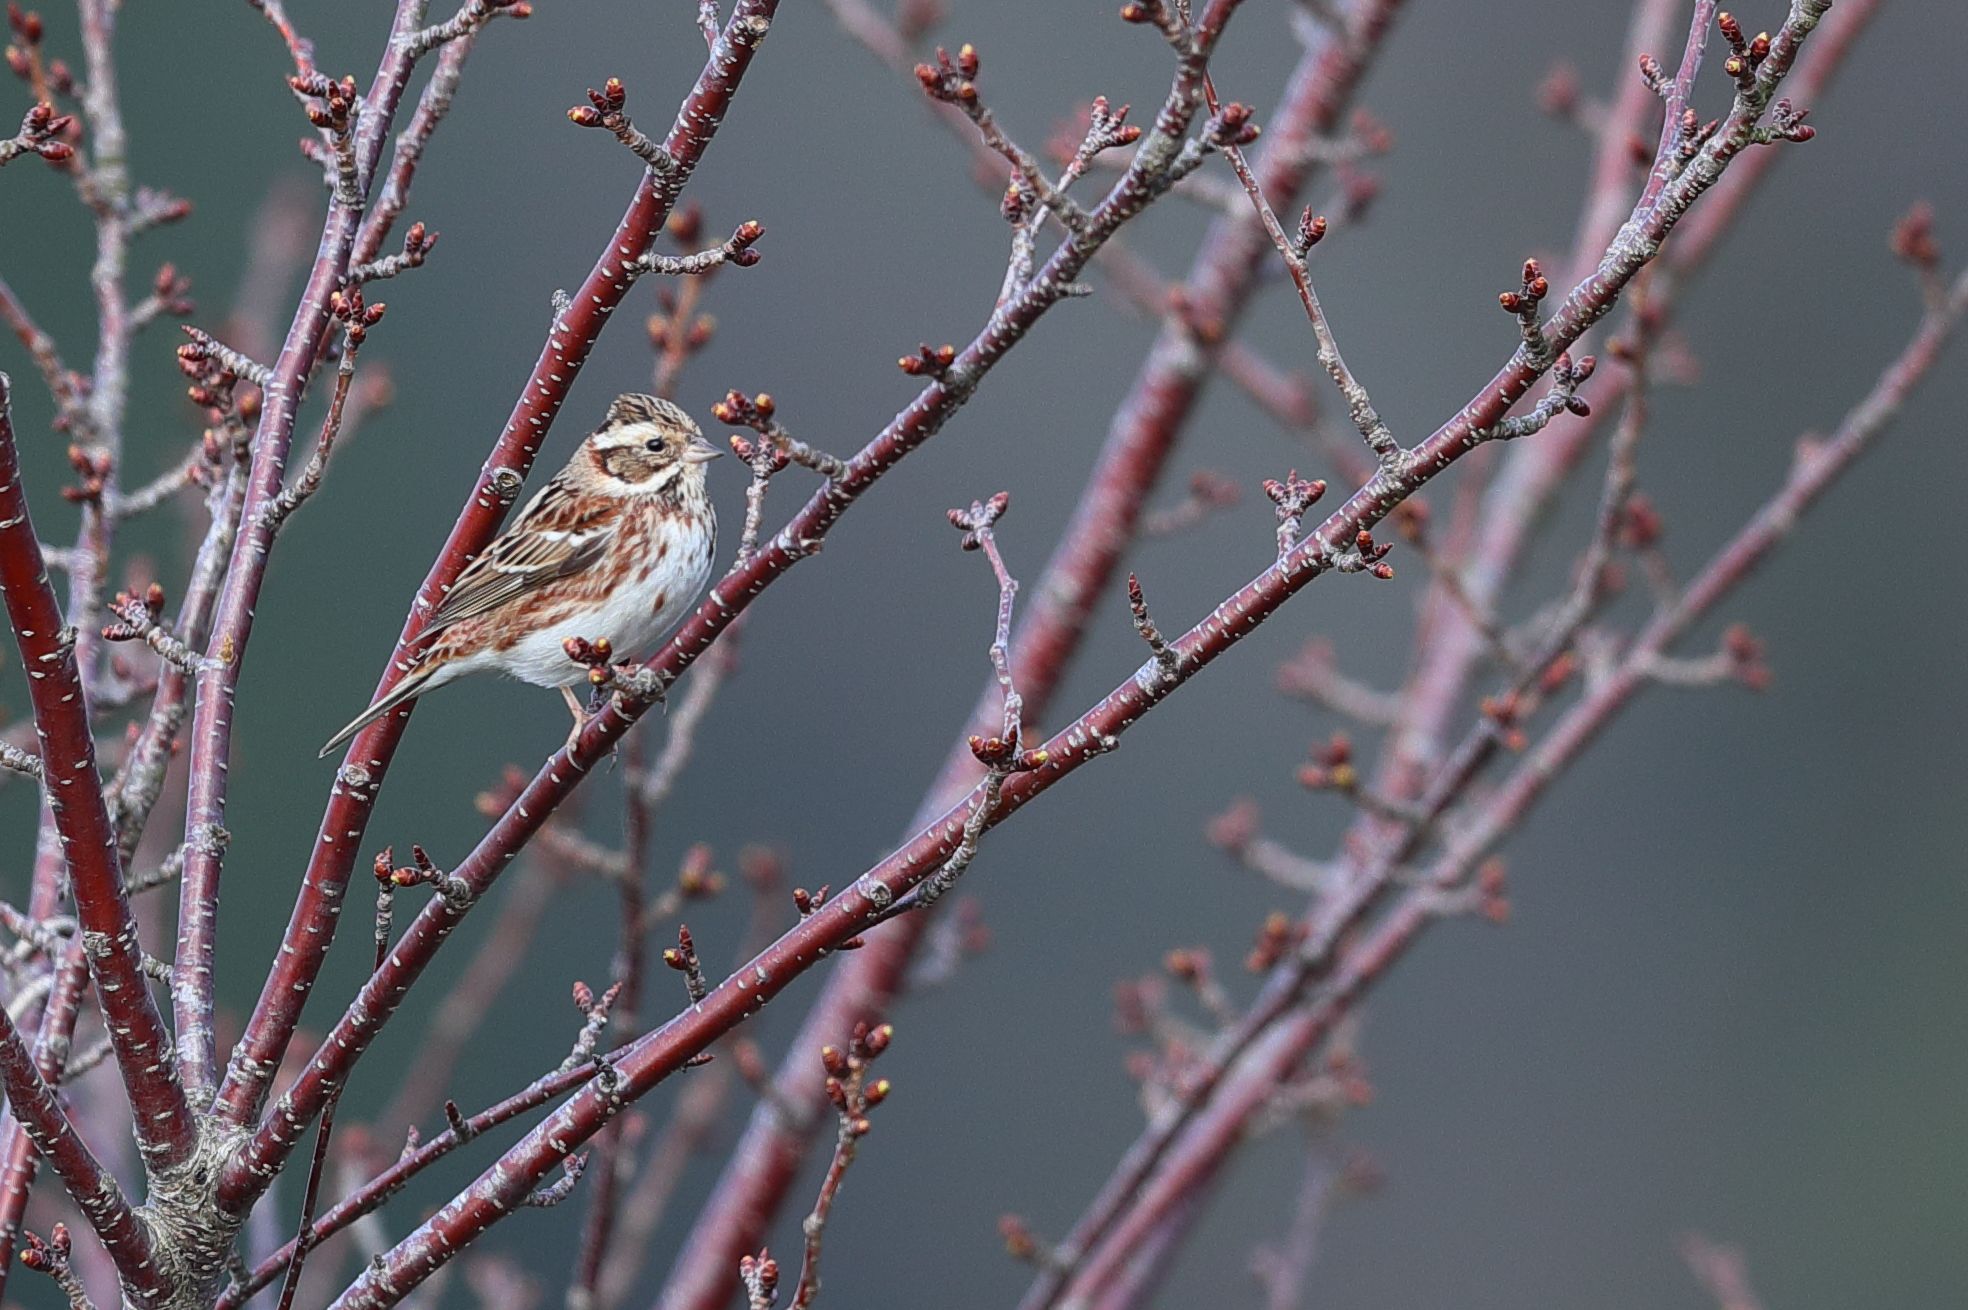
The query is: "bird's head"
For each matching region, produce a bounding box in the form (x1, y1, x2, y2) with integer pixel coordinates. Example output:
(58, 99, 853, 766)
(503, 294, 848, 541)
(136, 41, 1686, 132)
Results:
(585, 393, 722, 493)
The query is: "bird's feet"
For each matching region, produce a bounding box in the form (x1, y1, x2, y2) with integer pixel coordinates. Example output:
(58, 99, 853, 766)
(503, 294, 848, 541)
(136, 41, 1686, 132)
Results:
(560, 684, 594, 753)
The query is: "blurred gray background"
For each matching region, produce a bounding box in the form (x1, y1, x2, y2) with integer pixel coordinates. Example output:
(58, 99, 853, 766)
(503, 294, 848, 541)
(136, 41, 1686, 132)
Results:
(2, 1, 1965, 1307)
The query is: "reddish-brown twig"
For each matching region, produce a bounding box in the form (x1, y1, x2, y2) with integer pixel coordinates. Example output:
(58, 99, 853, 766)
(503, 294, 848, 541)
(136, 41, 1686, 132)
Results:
(788, 1024, 894, 1308)
(0, 381, 176, 1294)
(0, 965, 156, 1292)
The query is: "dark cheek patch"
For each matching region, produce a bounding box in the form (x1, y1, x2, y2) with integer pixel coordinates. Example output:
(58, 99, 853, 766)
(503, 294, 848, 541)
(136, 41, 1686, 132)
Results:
(603, 449, 655, 481)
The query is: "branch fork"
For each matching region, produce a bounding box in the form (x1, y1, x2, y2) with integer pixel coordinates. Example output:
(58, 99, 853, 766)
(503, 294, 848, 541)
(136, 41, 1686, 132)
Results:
(917, 44, 1092, 238)
(1478, 351, 1597, 442)
(1497, 257, 1555, 368)
(0, 98, 73, 167)
(1262, 470, 1327, 559)
(713, 389, 848, 482)
(348, 219, 437, 285)
(630, 218, 764, 278)
(102, 583, 211, 676)
(399, 0, 531, 61)
(288, 71, 362, 207)
(568, 76, 677, 175)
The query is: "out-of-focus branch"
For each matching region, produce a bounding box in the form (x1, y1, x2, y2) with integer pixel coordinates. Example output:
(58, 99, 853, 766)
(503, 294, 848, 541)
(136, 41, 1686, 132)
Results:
(1028, 224, 1965, 1310)
(0, 275, 85, 425)
(1682, 1235, 1766, 1310)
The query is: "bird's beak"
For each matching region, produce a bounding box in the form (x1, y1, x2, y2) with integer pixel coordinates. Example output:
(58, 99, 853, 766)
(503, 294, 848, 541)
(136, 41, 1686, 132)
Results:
(683, 434, 724, 465)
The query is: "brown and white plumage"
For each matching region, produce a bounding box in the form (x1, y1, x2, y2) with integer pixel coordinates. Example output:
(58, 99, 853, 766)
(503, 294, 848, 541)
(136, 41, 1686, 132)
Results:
(320, 394, 721, 757)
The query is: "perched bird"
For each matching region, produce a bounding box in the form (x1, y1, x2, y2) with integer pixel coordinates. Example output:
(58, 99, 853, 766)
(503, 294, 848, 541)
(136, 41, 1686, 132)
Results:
(320, 393, 721, 757)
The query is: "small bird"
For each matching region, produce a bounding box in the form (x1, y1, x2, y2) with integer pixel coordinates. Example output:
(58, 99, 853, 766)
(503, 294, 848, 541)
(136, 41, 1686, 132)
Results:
(320, 393, 721, 758)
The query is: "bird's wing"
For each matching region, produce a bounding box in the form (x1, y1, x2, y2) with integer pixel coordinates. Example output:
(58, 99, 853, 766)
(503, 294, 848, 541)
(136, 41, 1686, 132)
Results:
(418, 473, 619, 637)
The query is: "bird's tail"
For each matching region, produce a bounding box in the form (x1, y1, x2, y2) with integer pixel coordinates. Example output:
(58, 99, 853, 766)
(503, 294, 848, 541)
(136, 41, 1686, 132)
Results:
(318, 663, 440, 759)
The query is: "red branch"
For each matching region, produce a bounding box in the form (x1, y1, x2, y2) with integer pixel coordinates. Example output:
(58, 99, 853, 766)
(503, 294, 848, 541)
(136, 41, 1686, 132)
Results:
(0, 376, 197, 1174)
(0, 951, 160, 1296)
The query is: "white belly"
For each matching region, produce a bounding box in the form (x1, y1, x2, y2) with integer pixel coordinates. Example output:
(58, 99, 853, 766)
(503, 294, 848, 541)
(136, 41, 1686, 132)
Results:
(461, 515, 716, 688)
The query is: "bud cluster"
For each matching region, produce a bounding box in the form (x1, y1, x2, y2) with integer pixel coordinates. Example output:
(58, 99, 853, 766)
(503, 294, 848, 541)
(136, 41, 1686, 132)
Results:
(1263, 469, 1327, 558)
(144, 262, 195, 320)
(945, 489, 1010, 551)
(290, 71, 358, 138)
(662, 923, 709, 1002)
(819, 1020, 895, 1140)
(1717, 11, 1773, 89)
(1295, 731, 1357, 793)
(1890, 201, 1941, 271)
(371, 844, 473, 909)
(101, 582, 167, 642)
(61, 442, 111, 504)
(3, 98, 72, 165)
(898, 341, 957, 378)
(5, 5, 77, 105)
(1203, 100, 1261, 151)
(739, 1251, 779, 1310)
(567, 75, 674, 173)
(1246, 910, 1309, 973)
(17, 1221, 74, 1282)
(1118, 0, 1189, 48)
(1293, 208, 1328, 258)
(561, 634, 616, 687)
(328, 282, 387, 347)
(1331, 526, 1396, 581)
(913, 42, 980, 106)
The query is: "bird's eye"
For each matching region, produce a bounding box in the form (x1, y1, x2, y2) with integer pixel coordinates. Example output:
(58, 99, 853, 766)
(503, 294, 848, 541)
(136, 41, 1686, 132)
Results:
(644, 438, 664, 454)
